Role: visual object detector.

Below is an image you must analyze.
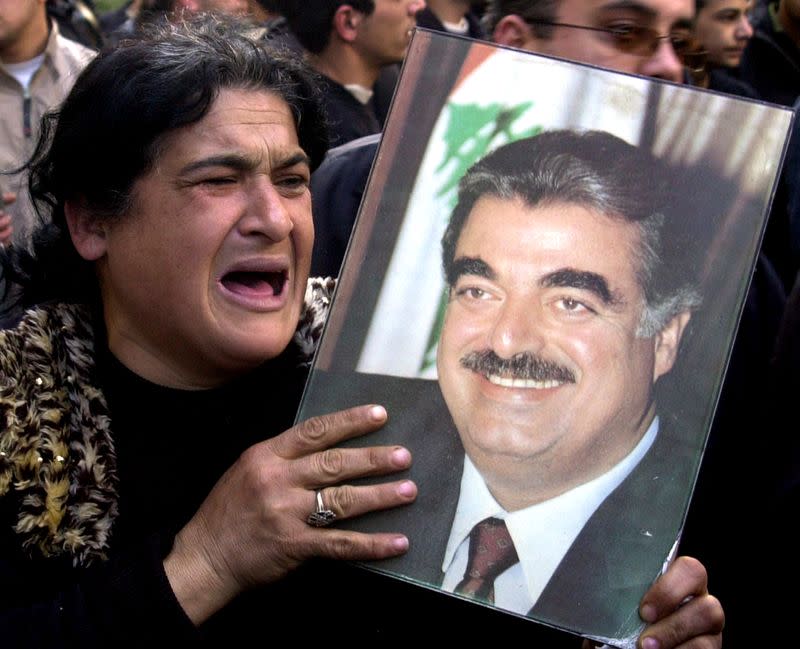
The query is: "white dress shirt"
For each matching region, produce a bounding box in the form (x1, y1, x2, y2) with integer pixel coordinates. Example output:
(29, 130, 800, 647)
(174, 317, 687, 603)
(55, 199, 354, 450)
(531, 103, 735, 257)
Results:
(441, 418, 659, 614)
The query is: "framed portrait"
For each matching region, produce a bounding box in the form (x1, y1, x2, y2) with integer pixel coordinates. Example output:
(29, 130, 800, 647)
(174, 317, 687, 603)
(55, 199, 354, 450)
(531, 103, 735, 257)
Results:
(297, 29, 793, 647)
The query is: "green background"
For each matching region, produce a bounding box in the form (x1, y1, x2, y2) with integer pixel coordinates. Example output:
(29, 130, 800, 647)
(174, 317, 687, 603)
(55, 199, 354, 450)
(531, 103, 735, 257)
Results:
(95, 0, 128, 13)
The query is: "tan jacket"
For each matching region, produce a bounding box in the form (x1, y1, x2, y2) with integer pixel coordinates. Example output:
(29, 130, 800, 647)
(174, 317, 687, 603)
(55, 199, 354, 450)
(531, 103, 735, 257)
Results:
(0, 21, 94, 248)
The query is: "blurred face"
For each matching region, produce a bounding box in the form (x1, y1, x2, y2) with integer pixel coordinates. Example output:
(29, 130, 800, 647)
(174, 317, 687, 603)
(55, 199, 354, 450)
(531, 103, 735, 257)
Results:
(437, 197, 682, 503)
(90, 89, 313, 388)
(201, 0, 249, 13)
(0, 0, 47, 63)
(180, 0, 249, 14)
(507, 0, 695, 83)
(779, 0, 800, 29)
(694, 0, 753, 67)
(354, 0, 426, 66)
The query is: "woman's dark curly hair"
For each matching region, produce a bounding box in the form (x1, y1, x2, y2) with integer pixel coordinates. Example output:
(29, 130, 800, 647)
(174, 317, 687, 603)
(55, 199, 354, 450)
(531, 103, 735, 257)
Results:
(2, 14, 328, 313)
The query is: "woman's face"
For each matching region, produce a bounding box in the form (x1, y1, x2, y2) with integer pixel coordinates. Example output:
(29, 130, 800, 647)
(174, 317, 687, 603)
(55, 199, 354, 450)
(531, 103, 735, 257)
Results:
(694, 0, 753, 68)
(86, 88, 314, 388)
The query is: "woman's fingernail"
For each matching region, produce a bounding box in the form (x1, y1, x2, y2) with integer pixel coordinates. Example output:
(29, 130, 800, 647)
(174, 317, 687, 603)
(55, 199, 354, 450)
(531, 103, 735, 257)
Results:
(368, 405, 387, 421)
(391, 447, 411, 467)
(397, 480, 416, 498)
(640, 603, 657, 622)
(642, 637, 659, 649)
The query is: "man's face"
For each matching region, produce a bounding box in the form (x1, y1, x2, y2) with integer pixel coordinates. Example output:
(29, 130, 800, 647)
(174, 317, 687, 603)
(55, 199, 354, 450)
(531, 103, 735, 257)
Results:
(496, 0, 695, 83)
(694, 0, 753, 67)
(353, 0, 426, 66)
(80, 88, 314, 388)
(0, 0, 46, 63)
(437, 196, 684, 506)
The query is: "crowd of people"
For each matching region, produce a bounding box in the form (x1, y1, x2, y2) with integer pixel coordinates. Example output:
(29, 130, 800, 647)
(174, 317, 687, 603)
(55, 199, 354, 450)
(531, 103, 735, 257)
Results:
(1, 0, 798, 646)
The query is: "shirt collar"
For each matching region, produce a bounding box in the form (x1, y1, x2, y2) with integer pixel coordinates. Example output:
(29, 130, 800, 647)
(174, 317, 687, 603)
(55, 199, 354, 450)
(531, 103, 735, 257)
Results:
(442, 17, 469, 35)
(42, 20, 82, 83)
(344, 83, 374, 105)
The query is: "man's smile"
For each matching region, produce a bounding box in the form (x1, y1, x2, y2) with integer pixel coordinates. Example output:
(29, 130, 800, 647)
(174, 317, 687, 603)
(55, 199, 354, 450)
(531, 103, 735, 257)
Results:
(485, 375, 569, 390)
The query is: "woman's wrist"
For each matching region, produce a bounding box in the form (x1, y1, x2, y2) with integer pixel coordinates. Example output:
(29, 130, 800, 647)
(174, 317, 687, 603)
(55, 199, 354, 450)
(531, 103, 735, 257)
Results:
(163, 521, 239, 626)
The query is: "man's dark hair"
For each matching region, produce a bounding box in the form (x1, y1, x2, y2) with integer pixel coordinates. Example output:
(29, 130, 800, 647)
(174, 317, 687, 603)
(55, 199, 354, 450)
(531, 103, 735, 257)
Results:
(482, 0, 561, 39)
(441, 130, 701, 336)
(2, 15, 328, 311)
(280, 0, 375, 54)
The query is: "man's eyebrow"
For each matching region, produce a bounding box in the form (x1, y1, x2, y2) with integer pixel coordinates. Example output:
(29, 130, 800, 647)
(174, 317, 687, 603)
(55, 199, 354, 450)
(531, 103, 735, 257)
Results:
(447, 256, 495, 286)
(540, 268, 624, 306)
(178, 151, 310, 175)
(599, 0, 658, 21)
(670, 16, 694, 30)
(599, 0, 694, 29)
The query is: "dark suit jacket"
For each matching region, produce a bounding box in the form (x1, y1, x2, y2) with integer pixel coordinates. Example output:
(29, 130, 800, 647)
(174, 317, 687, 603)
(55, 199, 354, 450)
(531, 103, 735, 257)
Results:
(301, 370, 699, 644)
(311, 134, 381, 278)
(318, 74, 381, 149)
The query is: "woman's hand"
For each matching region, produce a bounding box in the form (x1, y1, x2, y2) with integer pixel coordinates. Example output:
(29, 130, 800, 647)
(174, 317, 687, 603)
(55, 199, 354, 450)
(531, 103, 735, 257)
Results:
(164, 404, 416, 624)
(580, 557, 723, 649)
(637, 556, 724, 649)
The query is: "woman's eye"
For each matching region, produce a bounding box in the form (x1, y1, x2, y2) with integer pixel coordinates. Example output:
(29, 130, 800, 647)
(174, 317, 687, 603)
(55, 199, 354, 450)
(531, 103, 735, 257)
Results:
(202, 176, 236, 186)
(278, 175, 309, 190)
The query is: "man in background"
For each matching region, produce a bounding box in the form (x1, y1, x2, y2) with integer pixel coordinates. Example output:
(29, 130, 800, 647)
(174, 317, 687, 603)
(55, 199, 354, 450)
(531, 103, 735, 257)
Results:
(0, 0, 94, 249)
(691, 0, 756, 95)
(485, 0, 692, 82)
(311, 0, 696, 275)
(737, 0, 800, 105)
(282, 0, 425, 147)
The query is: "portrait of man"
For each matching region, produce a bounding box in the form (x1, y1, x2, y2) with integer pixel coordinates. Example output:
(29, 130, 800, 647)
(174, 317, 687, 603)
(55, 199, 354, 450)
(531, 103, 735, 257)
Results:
(298, 31, 790, 645)
(304, 129, 704, 642)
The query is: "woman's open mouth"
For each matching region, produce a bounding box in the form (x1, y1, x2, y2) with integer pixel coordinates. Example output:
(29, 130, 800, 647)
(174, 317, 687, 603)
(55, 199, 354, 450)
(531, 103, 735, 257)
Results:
(222, 269, 287, 296)
(219, 264, 290, 310)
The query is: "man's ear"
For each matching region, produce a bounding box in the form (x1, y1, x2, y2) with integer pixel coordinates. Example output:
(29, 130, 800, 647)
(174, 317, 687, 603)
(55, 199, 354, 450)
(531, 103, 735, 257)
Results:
(652, 310, 691, 381)
(332, 5, 364, 43)
(65, 200, 108, 261)
(492, 15, 539, 50)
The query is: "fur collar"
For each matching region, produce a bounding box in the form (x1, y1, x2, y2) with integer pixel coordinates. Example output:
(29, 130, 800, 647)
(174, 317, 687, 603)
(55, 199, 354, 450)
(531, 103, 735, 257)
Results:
(0, 277, 334, 566)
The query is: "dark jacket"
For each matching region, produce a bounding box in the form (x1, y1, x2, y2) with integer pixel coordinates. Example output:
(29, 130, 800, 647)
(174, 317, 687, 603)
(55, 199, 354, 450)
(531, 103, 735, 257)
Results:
(737, 1, 800, 106)
(319, 74, 381, 148)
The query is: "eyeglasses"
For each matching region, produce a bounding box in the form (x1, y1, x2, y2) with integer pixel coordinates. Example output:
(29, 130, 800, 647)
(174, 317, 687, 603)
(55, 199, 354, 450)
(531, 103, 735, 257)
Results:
(525, 19, 707, 70)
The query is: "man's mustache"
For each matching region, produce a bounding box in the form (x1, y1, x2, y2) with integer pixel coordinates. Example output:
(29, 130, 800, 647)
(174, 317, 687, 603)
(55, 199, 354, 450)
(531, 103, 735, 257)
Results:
(460, 350, 576, 384)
